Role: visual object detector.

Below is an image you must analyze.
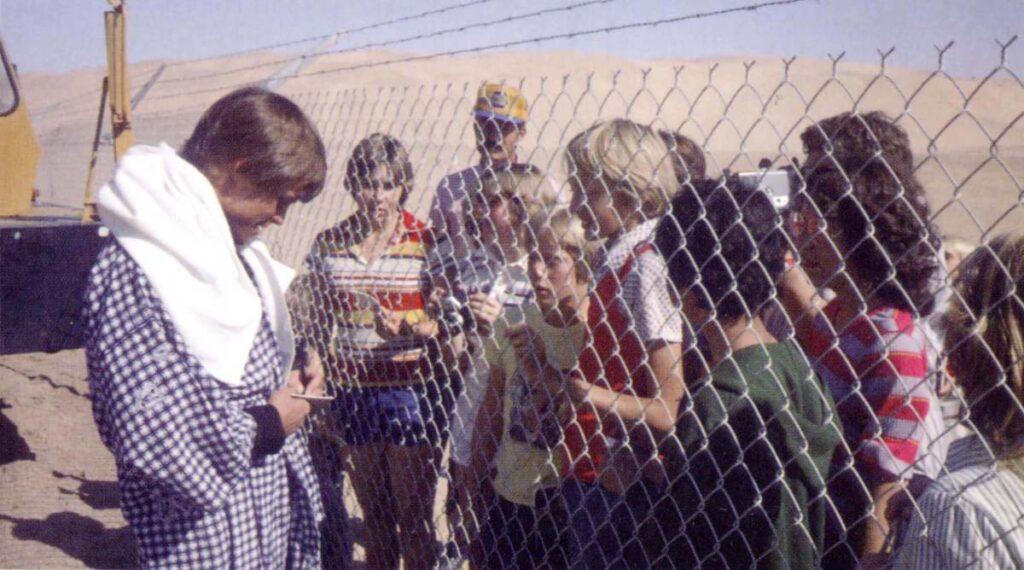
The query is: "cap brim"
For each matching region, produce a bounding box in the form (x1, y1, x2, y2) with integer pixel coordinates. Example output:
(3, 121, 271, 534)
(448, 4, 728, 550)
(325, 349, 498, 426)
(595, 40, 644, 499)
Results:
(473, 110, 526, 125)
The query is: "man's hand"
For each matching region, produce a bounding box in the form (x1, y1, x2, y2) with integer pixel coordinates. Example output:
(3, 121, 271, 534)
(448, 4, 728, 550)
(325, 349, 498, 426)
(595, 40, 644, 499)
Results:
(468, 292, 502, 336)
(269, 372, 312, 435)
(299, 348, 326, 397)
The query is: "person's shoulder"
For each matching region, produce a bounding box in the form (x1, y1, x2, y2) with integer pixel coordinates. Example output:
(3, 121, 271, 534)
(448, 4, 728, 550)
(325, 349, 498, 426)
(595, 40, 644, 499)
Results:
(865, 306, 929, 358)
(633, 243, 669, 274)
(436, 166, 481, 190)
(88, 240, 143, 293)
(399, 210, 432, 245)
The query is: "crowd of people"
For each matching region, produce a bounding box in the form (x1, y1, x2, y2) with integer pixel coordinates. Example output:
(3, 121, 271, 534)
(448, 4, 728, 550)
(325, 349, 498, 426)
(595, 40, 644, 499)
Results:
(81, 83, 1024, 569)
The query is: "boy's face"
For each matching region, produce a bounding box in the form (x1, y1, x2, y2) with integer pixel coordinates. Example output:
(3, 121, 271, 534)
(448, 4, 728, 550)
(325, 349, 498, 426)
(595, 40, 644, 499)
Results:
(213, 167, 302, 245)
(570, 177, 623, 240)
(468, 193, 518, 253)
(528, 229, 585, 314)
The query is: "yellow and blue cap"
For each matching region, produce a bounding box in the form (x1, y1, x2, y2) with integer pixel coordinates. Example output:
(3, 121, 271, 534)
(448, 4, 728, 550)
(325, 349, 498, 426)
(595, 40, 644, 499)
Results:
(473, 83, 529, 125)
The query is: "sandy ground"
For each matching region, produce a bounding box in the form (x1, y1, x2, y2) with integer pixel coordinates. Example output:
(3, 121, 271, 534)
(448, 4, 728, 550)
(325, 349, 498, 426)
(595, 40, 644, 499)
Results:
(0, 350, 134, 569)
(0, 350, 455, 569)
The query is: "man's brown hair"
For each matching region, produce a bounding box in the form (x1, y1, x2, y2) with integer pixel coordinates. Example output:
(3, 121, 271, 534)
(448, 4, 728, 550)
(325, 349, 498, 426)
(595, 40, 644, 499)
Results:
(181, 86, 327, 201)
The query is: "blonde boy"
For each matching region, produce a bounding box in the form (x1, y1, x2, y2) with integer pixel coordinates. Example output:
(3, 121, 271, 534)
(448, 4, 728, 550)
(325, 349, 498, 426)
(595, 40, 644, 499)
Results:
(556, 118, 685, 567)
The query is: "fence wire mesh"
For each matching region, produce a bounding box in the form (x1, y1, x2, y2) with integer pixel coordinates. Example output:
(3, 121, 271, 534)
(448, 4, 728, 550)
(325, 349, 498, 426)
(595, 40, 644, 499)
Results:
(39, 34, 1024, 568)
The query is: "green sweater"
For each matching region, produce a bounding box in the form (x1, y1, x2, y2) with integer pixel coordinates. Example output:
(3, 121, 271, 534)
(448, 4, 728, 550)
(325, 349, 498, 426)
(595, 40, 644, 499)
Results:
(662, 339, 842, 569)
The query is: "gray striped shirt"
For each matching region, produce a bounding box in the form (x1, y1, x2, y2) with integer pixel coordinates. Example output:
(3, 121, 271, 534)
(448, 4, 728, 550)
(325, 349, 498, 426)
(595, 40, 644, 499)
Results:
(896, 435, 1024, 569)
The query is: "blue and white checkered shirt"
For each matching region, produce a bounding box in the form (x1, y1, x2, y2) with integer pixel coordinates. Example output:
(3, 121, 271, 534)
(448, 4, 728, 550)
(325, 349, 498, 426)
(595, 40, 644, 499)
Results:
(84, 241, 323, 568)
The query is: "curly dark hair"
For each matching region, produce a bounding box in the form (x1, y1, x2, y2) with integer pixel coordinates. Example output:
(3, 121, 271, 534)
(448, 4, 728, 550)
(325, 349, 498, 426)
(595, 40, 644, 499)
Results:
(655, 179, 787, 324)
(800, 112, 940, 316)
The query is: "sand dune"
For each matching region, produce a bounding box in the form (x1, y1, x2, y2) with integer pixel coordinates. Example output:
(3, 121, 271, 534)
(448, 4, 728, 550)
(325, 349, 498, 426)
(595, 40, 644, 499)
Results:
(23, 50, 1023, 265)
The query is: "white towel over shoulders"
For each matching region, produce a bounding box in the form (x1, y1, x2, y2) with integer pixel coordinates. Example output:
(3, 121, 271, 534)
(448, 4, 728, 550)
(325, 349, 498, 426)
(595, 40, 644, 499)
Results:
(96, 143, 295, 386)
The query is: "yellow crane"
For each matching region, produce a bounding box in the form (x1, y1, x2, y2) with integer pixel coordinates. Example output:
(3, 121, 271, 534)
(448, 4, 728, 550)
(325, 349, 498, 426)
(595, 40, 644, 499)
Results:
(0, 1, 133, 354)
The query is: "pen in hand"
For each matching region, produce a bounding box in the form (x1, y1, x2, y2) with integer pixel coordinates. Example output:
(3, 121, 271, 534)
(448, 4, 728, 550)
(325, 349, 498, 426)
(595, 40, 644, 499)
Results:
(295, 338, 310, 394)
(291, 338, 334, 402)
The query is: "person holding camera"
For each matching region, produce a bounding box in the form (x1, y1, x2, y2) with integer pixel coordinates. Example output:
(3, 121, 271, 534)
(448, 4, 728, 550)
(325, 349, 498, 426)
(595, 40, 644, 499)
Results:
(468, 208, 597, 569)
(779, 112, 948, 568)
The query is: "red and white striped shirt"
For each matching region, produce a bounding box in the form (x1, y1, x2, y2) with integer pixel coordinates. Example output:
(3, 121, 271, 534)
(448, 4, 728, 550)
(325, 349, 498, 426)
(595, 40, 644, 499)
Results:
(807, 300, 947, 480)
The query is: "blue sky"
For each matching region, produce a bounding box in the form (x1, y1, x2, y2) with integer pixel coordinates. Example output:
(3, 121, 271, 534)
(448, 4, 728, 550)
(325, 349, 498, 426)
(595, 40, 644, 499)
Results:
(3, 0, 1022, 78)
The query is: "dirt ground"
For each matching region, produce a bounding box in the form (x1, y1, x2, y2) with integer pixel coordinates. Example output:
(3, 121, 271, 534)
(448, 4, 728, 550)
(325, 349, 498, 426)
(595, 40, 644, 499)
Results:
(0, 350, 134, 569)
(0, 350, 458, 569)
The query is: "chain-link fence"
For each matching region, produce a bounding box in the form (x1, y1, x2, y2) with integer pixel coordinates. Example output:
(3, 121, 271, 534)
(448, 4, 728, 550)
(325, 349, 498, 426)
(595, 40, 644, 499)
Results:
(36, 33, 1024, 568)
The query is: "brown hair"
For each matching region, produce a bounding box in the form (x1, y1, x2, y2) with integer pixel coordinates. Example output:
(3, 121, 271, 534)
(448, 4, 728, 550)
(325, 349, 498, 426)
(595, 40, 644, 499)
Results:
(944, 234, 1024, 460)
(181, 86, 326, 201)
(344, 133, 415, 204)
(799, 111, 940, 315)
(658, 129, 707, 184)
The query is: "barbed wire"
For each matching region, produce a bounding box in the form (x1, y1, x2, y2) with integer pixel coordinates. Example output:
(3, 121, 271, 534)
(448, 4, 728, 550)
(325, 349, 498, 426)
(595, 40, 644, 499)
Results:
(144, 0, 814, 104)
(160, 0, 501, 69)
(159, 0, 618, 86)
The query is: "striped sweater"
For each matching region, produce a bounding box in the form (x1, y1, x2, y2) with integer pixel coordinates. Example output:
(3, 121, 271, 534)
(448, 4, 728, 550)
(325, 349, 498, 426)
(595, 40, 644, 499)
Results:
(305, 210, 434, 387)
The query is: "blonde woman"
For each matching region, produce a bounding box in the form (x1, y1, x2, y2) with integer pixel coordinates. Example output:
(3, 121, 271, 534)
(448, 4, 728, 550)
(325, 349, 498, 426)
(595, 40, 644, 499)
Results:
(896, 234, 1024, 568)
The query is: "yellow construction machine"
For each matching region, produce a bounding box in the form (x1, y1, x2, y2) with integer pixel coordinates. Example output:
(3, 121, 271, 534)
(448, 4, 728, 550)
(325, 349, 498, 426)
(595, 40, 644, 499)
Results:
(0, 1, 133, 354)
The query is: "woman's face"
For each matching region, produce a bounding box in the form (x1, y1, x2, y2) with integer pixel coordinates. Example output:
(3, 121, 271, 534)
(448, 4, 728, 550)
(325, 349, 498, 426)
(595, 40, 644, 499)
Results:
(352, 164, 403, 229)
(570, 177, 623, 240)
(790, 198, 844, 288)
(528, 229, 587, 315)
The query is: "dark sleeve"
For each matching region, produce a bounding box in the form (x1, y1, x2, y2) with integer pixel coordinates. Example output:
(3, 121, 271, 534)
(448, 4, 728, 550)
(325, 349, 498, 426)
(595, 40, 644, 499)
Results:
(245, 405, 287, 460)
(666, 371, 774, 568)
